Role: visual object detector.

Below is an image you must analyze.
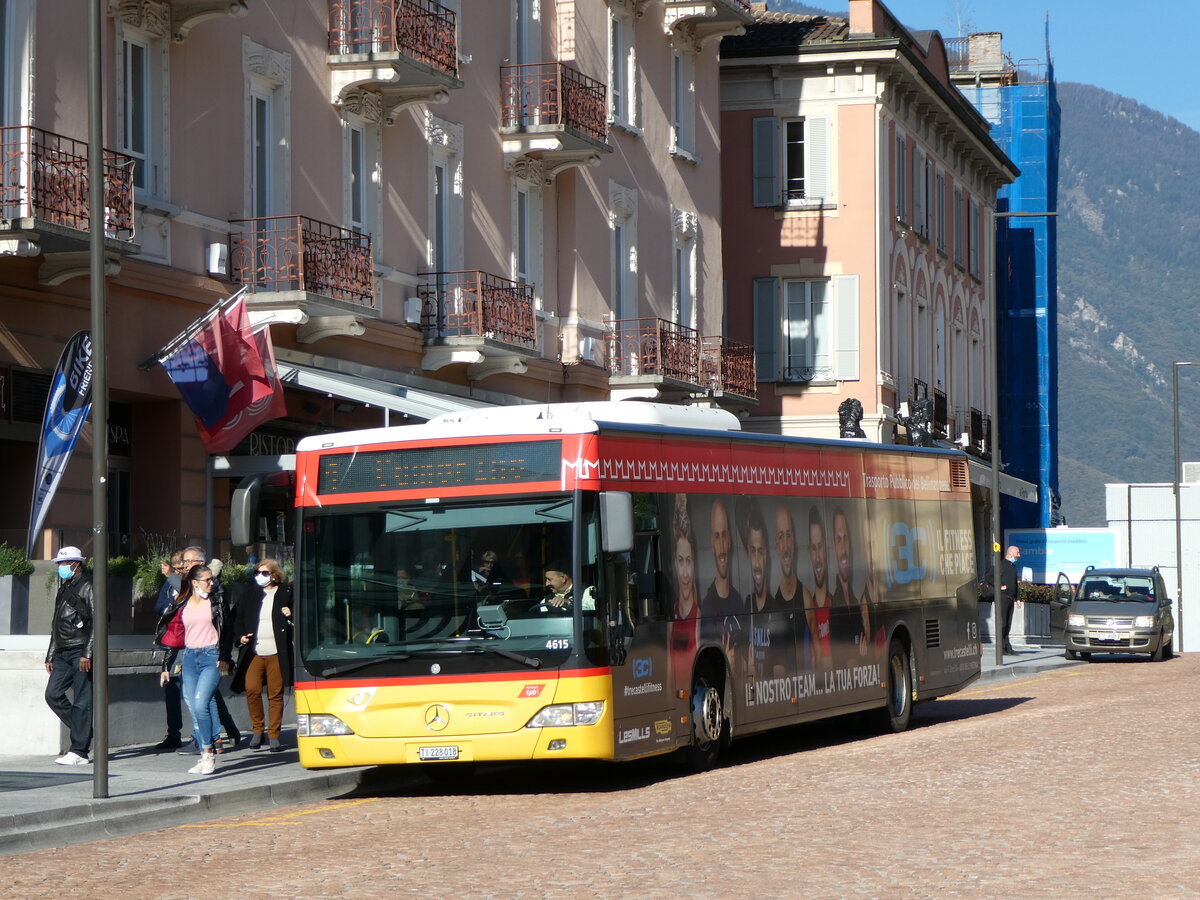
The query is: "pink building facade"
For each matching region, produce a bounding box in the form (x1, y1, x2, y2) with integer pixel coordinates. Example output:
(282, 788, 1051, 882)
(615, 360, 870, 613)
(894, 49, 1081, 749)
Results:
(720, 0, 1017, 449)
(0, 0, 755, 571)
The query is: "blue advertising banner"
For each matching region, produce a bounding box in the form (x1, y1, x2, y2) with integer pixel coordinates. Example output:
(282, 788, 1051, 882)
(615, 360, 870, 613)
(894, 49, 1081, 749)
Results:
(27, 331, 93, 556)
(1005, 528, 1119, 584)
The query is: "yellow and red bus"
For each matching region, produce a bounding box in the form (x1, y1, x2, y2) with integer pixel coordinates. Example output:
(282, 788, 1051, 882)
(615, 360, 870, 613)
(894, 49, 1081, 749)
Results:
(292, 402, 979, 771)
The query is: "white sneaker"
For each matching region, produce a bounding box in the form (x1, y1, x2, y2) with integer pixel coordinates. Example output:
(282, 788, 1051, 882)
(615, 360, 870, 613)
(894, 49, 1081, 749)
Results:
(54, 751, 90, 766)
(189, 752, 216, 776)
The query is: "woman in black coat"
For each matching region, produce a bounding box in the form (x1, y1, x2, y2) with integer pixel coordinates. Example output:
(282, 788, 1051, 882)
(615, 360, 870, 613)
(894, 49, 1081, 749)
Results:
(230, 558, 295, 751)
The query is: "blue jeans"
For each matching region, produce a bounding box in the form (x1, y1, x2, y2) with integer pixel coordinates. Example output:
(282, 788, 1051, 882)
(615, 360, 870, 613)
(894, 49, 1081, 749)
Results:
(46, 646, 93, 755)
(180, 646, 221, 752)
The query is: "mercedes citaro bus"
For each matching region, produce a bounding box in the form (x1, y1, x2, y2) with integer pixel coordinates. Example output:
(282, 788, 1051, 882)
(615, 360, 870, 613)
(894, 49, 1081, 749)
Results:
(290, 402, 980, 771)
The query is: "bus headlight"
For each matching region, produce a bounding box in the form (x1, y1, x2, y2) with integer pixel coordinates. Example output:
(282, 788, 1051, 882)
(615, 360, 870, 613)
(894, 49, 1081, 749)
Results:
(526, 702, 605, 728)
(1134, 615, 1156, 628)
(297, 714, 354, 737)
(1067, 614, 1086, 627)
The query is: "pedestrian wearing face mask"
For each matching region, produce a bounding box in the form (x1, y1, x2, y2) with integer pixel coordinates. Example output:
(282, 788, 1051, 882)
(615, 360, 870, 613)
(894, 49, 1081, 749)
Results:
(154, 564, 232, 775)
(230, 558, 294, 751)
(45, 547, 94, 766)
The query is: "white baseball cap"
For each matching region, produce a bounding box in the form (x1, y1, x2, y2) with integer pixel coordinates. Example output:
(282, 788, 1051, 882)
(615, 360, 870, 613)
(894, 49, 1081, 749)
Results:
(51, 546, 85, 563)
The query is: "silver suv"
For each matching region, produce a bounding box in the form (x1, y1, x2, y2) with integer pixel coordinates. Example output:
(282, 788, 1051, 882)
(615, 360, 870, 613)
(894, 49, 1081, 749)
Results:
(1054, 567, 1175, 661)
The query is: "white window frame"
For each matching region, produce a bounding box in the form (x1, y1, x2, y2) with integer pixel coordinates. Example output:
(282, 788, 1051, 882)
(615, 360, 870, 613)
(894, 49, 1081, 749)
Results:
(895, 287, 910, 397)
(671, 206, 698, 330)
(670, 46, 695, 158)
(936, 170, 946, 254)
(426, 113, 464, 274)
(784, 279, 832, 383)
(511, 174, 543, 304)
(968, 198, 981, 278)
(610, 181, 638, 321)
(754, 275, 858, 384)
(242, 38, 291, 220)
(114, 10, 170, 202)
(953, 186, 964, 267)
(343, 115, 381, 237)
(753, 116, 830, 208)
(608, 6, 636, 130)
(513, 0, 539, 66)
(934, 310, 946, 391)
(895, 134, 907, 222)
(1, 0, 34, 129)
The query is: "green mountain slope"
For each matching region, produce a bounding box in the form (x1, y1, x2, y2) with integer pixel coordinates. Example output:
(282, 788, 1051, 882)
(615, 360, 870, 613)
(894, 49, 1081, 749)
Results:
(1057, 82, 1200, 526)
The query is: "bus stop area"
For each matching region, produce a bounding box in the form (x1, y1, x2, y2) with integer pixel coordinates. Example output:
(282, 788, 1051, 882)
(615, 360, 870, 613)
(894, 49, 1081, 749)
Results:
(0, 640, 1079, 857)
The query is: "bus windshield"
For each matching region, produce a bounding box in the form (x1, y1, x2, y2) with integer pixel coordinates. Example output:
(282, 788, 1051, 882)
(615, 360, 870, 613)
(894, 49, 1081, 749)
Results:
(298, 495, 579, 675)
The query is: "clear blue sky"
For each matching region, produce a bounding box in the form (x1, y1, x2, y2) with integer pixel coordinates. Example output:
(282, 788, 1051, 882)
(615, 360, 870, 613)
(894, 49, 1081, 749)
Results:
(875, 0, 1200, 132)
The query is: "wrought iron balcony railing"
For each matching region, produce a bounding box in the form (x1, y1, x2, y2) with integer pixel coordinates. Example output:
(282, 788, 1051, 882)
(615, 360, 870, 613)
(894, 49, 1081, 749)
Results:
(230, 215, 374, 308)
(701, 336, 757, 400)
(417, 270, 536, 349)
(328, 0, 459, 77)
(608, 317, 701, 384)
(500, 62, 608, 144)
(782, 364, 834, 384)
(0, 125, 135, 241)
(933, 388, 948, 436)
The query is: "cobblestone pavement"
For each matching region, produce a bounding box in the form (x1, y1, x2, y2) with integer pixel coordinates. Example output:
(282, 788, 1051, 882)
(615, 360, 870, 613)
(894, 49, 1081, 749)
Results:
(4, 654, 1199, 899)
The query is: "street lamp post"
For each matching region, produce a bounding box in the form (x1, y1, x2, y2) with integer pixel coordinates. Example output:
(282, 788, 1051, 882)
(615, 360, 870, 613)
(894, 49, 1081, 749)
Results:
(1173, 362, 1194, 653)
(989, 210, 1056, 666)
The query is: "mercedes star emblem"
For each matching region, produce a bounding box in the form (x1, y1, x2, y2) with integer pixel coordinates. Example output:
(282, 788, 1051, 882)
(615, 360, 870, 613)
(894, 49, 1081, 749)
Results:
(425, 704, 449, 731)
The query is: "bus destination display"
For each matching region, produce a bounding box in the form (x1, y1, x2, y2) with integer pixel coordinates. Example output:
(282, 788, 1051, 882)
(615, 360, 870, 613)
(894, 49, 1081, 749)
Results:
(316, 440, 563, 495)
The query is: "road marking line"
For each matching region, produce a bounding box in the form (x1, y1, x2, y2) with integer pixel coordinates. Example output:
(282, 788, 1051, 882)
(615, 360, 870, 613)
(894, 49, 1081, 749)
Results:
(960, 669, 1086, 696)
(182, 797, 382, 829)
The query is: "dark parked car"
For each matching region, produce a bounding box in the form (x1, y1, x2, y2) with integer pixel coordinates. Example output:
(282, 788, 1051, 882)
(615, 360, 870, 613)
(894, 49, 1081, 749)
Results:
(1054, 567, 1175, 661)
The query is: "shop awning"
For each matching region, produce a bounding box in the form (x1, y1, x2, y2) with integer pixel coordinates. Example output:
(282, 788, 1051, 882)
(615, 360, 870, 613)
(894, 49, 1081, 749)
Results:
(276, 361, 492, 421)
(966, 459, 1039, 503)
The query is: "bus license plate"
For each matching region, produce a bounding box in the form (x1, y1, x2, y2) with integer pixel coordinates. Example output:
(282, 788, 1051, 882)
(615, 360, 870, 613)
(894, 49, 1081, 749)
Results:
(419, 746, 459, 761)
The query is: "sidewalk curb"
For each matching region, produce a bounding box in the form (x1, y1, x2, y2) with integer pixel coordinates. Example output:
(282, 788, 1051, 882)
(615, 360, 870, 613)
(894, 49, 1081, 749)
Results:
(977, 656, 1084, 685)
(0, 767, 372, 856)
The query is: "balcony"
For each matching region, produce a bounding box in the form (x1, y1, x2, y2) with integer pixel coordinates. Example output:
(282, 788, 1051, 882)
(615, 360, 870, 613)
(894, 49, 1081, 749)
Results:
(970, 406, 991, 460)
(229, 215, 377, 342)
(700, 336, 757, 404)
(662, 0, 754, 45)
(327, 0, 463, 124)
(417, 270, 538, 378)
(0, 125, 138, 281)
(607, 317, 704, 401)
(500, 63, 612, 178)
(933, 387, 948, 438)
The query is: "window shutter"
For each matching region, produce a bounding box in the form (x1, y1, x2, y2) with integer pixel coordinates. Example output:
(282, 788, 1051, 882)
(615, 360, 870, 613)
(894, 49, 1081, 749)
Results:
(804, 116, 829, 201)
(752, 117, 779, 207)
(833, 274, 859, 381)
(753, 276, 779, 380)
(912, 151, 924, 238)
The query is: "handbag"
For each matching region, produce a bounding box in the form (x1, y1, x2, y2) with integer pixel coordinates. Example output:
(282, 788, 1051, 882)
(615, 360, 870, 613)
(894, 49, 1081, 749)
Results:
(160, 607, 186, 648)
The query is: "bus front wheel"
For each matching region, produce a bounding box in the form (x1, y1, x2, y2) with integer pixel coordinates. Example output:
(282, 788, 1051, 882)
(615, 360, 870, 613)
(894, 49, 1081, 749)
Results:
(877, 638, 913, 733)
(683, 668, 725, 772)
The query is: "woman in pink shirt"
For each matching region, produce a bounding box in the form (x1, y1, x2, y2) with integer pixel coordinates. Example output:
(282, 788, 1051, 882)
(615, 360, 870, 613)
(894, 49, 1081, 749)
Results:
(154, 565, 232, 775)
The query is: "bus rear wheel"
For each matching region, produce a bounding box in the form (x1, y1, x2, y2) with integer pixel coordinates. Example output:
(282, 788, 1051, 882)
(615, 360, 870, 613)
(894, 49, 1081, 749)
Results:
(683, 668, 725, 772)
(877, 638, 913, 733)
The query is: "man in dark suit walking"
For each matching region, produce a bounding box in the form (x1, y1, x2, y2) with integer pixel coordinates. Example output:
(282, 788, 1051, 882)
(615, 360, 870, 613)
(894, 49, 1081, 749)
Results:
(985, 546, 1022, 655)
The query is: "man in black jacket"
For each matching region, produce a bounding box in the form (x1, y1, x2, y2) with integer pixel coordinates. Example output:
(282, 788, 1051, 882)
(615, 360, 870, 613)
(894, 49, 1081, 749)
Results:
(44, 546, 94, 766)
(984, 546, 1022, 655)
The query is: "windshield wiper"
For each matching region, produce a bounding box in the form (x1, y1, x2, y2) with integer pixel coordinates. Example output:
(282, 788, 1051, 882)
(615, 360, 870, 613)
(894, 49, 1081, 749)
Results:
(460, 644, 543, 669)
(318, 653, 411, 678)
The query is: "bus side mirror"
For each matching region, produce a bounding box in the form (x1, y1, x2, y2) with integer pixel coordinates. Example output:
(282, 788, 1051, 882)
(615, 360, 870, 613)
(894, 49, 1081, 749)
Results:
(600, 491, 634, 554)
(230, 474, 264, 547)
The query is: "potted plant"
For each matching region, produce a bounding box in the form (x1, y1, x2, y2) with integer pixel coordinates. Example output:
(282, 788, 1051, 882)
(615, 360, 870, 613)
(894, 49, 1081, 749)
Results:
(0, 542, 34, 634)
(1017, 582, 1054, 640)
